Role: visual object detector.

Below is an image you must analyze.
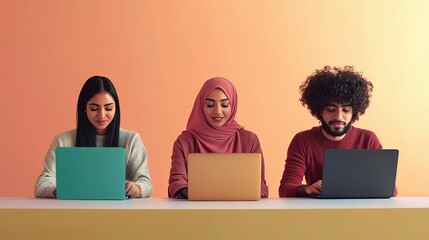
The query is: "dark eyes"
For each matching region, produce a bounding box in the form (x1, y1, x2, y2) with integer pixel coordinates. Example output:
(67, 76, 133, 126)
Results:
(326, 107, 350, 112)
(206, 103, 229, 108)
(90, 108, 113, 112)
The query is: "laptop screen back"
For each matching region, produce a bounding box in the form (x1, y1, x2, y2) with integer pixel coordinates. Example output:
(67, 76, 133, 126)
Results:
(56, 147, 126, 200)
(321, 149, 398, 199)
(188, 153, 261, 201)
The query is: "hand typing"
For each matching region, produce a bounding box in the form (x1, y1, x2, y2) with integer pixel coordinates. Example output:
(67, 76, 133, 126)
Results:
(125, 181, 141, 198)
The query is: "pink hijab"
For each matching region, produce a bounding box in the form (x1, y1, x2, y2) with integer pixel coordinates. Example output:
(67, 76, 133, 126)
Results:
(186, 77, 243, 153)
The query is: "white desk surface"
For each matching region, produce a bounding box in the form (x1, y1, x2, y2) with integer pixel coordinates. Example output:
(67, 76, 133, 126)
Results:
(1, 197, 429, 210)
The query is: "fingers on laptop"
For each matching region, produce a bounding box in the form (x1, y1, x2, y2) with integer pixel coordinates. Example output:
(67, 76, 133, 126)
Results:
(306, 180, 322, 195)
(125, 181, 141, 198)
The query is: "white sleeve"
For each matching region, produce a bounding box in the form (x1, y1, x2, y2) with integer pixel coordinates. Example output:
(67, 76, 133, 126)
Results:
(34, 137, 60, 198)
(125, 133, 153, 198)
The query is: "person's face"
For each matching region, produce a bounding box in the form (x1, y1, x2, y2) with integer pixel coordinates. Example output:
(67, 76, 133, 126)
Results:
(86, 91, 116, 135)
(203, 88, 232, 128)
(321, 102, 353, 139)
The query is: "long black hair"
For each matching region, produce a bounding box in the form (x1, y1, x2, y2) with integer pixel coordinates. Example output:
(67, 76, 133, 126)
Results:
(76, 76, 121, 147)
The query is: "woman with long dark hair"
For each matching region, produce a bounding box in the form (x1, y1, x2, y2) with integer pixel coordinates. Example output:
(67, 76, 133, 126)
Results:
(35, 76, 152, 198)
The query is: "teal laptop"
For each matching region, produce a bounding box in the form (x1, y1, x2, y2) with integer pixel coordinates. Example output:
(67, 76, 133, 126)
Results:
(56, 147, 126, 200)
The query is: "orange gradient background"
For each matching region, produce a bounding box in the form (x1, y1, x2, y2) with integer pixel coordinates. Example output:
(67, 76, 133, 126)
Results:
(1, 1, 428, 197)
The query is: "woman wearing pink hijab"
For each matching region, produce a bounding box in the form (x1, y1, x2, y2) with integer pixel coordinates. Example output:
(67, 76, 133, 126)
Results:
(168, 77, 269, 199)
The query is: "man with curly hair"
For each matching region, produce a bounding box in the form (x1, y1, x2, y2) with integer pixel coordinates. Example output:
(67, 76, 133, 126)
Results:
(279, 66, 387, 197)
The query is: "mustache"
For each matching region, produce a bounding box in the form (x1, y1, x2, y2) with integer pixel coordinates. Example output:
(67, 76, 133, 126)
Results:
(328, 120, 346, 125)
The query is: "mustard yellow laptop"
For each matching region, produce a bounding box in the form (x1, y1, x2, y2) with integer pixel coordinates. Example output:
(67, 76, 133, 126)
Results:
(188, 153, 261, 201)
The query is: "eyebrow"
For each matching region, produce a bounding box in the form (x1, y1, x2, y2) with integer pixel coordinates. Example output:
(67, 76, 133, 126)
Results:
(89, 103, 114, 107)
(326, 103, 351, 108)
(205, 98, 229, 102)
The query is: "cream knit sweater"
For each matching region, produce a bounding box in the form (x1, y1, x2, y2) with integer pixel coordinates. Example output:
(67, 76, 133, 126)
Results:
(34, 129, 152, 198)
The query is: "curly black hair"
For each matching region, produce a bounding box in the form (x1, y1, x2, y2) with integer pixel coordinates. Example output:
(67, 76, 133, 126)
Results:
(299, 66, 373, 123)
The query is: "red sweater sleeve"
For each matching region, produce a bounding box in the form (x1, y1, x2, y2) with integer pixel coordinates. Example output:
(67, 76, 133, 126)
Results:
(248, 133, 269, 198)
(168, 135, 191, 198)
(279, 134, 307, 197)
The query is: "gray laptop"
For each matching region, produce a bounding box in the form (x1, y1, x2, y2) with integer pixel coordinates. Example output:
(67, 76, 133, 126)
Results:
(56, 147, 127, 200)
(320, 149, 398, 199)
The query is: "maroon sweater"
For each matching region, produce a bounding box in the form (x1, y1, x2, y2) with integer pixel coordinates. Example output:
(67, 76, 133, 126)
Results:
(169, 128, 269, 198)
(279, 126, 382, 197)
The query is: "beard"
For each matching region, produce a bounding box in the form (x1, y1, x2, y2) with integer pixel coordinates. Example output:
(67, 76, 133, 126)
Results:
(321, 119, 352, 137)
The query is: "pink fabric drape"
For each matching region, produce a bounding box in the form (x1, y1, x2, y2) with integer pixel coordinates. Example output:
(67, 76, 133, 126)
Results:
(186, 77, 243, 153)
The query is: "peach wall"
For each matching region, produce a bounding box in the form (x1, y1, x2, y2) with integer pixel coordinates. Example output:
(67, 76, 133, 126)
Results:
(1, 1, 428, 197)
